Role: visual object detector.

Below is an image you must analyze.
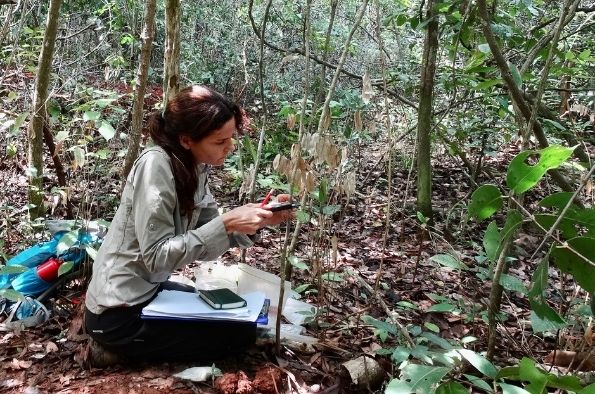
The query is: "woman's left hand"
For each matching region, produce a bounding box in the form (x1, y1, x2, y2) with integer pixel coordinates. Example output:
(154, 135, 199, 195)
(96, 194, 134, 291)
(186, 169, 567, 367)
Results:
(263, 194, 296, 226)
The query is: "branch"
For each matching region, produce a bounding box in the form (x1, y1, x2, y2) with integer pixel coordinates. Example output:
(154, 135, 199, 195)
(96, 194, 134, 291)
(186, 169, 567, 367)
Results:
(477, 0, 575, 193)
(57, 23, 96, 41)
(246, 9, 417, 109)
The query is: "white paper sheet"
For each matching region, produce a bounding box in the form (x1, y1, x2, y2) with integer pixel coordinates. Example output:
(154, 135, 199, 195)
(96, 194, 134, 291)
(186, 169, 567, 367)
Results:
(141, 290, 266, 322)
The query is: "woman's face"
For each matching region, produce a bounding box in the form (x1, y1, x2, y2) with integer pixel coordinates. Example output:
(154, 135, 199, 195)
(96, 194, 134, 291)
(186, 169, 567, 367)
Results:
(183, 118, 236, 166)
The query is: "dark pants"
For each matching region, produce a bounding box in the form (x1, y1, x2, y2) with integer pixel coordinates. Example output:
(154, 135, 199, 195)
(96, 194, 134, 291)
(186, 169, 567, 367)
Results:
(84, 281, 256, 361)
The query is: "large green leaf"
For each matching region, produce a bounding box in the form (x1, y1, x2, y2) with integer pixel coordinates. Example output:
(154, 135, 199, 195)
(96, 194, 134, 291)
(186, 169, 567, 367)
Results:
(506, 145, 575, 194)
(0, 288, 26, 302)
(528, 258, 549, 299)
(483, 221, 500, 262)
(436, 381, 468, 394)
(468, 185, 503, 221)
(519, 358, 547, 393)
(400, 364, 451, 393)
(457, 349, 497, 378)
(530, 302, 567, 333)
(56, 230, 79, 255)
(429, 254, 468, 270)
(385, 378, 412, 394)
(98, 121, 116, 141)
(0, 264, 28, 275)
(499, 383, 531, 394)
(499, 274, 527, 294)
(550, 237, 595, 293)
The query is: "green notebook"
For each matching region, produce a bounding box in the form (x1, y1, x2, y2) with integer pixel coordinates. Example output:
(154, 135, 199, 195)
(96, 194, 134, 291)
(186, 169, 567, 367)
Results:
(198, 288, 247, 310)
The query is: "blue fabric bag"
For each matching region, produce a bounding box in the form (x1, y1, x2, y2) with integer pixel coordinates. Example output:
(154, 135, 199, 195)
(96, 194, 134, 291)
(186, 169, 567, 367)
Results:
(0, 231, 66, 289)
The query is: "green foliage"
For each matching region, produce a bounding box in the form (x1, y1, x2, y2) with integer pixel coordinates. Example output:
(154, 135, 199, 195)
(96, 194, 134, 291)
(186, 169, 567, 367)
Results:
(468, 184, 503, 222)
(506, 145, 576, 195)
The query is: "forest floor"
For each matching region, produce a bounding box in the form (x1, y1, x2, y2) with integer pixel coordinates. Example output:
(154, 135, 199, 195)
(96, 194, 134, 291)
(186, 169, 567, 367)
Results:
(1, 86, 593, 392)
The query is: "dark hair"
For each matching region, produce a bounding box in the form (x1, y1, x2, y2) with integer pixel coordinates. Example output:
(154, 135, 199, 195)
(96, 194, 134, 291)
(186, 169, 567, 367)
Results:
(146, 85, 247, 216)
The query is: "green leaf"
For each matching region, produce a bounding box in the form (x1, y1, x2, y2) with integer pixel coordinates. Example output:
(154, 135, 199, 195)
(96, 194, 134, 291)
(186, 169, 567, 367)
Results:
(579, 383, 595, 394)
(58, 261, 75, 276)
(391, 346, 411, 363)
(318, 178, 328, 206)
(528, 257, 549, 299)
(519, 358, 547, 392)
(362, 315, 399, 336)
(499, 274, 527, 294)
(436, 381, 468, 394)
(400, 364, 451, 393)
(0, 264, 29, 275)
(529, 304, 567, 333)
(420, 332, 453, 350)
(483, 221, 500, 262)
(464, 374, 494, 392)
(83, 111, 101, 121)
(550, 237, 595, 292)
(293, 284, 311, 294)
(428, 303, 456, 312)
(288, 255, 308, 271)
(385, 378, 412, 394)
(509, 63, 523, 88)
(538, 192, 575, 209)
(98, 121, 116, 141)
(458, 349, 497, 378)
(56, 231, 78, 255)
(0, 288, 26, 302)
(476, 79, 501, 90)
(547, 373, 584, 391)
(423, 322, 440, 333)
(496, 366, 520, 379)
(296, 210, 310, 223)
(321, 272, 343, 282)
(506, 146, 575, 194)
(499, 383, 531, 394)
(429, 254, 468, 270)
(468, 185, 503, 221)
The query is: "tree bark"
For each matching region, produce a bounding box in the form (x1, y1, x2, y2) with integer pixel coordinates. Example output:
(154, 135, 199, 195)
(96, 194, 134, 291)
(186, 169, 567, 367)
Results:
(28, 0, 62, 219)
(121, 0, 157, 179)
(163, 0, 181, 105)
(415, 0, 438, 220)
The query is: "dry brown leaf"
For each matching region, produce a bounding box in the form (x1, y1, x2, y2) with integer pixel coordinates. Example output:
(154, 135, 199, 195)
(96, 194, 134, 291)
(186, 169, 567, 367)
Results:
(10, 358, 32, 370)
(544, 350, 594, 371)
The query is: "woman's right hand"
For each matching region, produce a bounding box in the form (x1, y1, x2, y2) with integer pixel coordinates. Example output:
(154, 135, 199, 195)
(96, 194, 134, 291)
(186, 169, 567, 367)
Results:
(221, 204, 273, 235)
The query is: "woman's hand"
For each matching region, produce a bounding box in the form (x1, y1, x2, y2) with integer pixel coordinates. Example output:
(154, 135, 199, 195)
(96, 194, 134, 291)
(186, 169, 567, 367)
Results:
(262, 194, 296, 226)
(221, 204, 273, 235)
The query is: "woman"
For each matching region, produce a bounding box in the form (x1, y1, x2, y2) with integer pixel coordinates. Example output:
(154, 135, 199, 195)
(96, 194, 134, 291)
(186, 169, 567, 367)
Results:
(85, 85, 292, 364)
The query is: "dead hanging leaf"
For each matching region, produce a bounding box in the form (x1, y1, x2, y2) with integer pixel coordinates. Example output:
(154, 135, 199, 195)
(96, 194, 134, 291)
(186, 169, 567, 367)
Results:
(586, 179, 593, 195)
(354, 110, 363, 131)
(273, 154, 282, 171)
(342, 171, 356, 200)
(287, 113, 296, 130)
(291, 143, 301, 160)
(304, 172, 317, 192)
(362, 71, 373, 104)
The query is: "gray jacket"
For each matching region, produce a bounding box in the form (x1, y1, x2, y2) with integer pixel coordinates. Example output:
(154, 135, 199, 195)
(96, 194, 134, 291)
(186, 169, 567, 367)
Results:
(85, 146, 252, 314)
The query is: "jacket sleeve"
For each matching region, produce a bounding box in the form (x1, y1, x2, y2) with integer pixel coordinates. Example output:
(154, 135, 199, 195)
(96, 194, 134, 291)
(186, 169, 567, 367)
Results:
(131, 153, 232, 275)
(197, 182, 254, 249)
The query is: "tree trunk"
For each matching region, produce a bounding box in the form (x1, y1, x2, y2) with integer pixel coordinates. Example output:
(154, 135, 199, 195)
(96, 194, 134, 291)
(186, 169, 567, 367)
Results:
(28, 0, 62, 219)
(163, 0, 181, 105)
(121, 0, 157, 179)
(415, 0, 438, 220)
